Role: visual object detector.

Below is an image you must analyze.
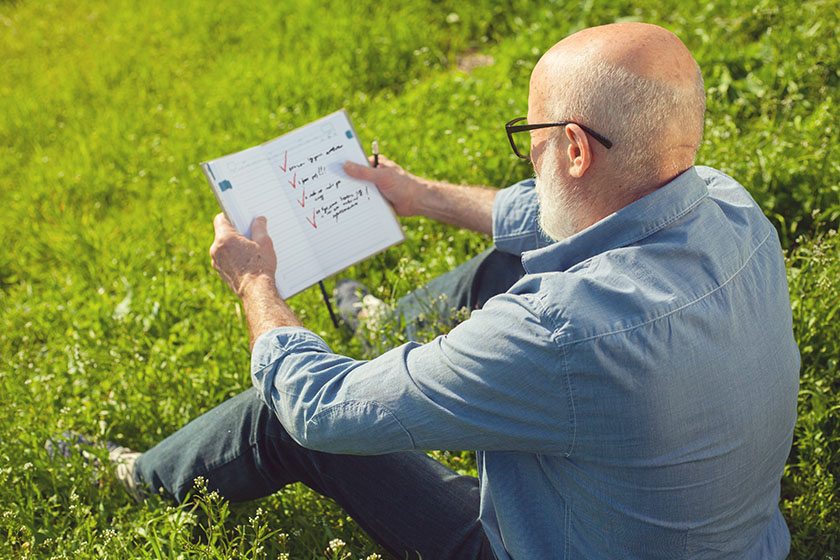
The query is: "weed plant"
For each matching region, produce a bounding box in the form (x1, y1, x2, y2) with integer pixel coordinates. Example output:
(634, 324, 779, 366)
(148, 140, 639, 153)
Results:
(1, 0, 839, 558)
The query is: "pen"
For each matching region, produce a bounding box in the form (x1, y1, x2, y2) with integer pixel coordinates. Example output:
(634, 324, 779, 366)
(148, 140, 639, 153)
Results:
(372, 140, 379, 168)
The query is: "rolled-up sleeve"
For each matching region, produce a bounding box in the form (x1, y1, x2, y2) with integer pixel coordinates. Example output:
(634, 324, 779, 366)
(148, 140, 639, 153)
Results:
(492, 178, 553, 256)
(251, 292, 572, 456)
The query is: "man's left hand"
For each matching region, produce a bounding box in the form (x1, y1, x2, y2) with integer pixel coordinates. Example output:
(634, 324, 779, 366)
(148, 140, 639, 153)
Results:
(209, 213, 277, 298)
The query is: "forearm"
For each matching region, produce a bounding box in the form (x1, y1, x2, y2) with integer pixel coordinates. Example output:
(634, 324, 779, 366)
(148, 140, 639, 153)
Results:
(342, 158, 497, 236)
(414, 179, 497, 235)
(240, 274, 302, 352)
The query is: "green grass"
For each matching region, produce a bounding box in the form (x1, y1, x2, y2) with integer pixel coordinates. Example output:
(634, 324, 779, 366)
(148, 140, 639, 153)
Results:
(1, 0, 839, 558)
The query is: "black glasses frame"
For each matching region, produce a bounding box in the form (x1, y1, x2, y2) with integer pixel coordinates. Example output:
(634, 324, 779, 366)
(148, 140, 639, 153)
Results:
(505, 117, 613, 160)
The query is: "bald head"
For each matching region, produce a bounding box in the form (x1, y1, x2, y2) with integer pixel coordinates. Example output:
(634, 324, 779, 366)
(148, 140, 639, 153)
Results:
(530, 23, 706, 193)
(543, 22, 701, 91)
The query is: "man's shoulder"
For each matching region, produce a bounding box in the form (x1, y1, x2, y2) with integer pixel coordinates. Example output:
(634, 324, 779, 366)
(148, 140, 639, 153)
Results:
(694, 165, 731, 182)
(506, 166, 785, 344)
(692, 165, 779, 258)
(695, 165, 761, 208)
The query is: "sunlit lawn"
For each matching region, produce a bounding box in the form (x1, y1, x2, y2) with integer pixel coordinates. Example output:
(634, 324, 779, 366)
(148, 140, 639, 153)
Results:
(1, 0, 838, 557)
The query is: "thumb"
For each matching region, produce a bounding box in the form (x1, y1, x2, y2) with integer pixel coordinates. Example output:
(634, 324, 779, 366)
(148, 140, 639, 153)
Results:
(343, 160, 376, 181)
(250, 216, 270, 244)
(214, 212, 238, 234)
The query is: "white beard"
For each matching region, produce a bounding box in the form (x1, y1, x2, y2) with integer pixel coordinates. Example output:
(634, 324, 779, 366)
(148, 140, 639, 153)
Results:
(534, 144, 582, 242)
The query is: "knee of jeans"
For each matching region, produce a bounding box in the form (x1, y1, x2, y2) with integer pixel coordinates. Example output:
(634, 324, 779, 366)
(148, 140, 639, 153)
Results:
(244, 389, 294, 444)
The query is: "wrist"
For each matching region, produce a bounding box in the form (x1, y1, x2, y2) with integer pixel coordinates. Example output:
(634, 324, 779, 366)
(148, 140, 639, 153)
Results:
(237, 272, 278, 301)
(236, 273, 303, 350)
(412, 178, 439, 217)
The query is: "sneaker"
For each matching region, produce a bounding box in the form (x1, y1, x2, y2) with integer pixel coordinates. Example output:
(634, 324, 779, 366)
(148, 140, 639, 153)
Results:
(334, 279, 367, 332)
(359, 293, 389, 332)
(46, 431, 146, 503)
(110, 445, 145, 503)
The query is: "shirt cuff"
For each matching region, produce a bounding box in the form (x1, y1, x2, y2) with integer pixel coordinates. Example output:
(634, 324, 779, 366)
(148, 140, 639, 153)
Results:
(249, 326, 416, 454)
(251, 327, 331, 401)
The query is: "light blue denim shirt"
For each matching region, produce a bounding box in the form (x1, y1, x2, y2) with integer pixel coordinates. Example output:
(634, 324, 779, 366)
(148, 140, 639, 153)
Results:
(252, 166, 799, 559)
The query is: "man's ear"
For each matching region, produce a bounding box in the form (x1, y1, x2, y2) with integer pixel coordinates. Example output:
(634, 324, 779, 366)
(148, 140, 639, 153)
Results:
(565, 124, 592, 178)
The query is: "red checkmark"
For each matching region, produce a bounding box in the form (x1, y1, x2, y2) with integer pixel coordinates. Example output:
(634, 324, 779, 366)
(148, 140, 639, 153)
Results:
(279, 151, 288, 172)
(288, 172, 296, 189)
(297, 186, 305, 208)
(305, 209, 317, 229)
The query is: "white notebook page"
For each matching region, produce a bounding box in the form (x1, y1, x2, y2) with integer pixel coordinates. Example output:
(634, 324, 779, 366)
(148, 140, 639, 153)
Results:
(202, 110, 404, 298)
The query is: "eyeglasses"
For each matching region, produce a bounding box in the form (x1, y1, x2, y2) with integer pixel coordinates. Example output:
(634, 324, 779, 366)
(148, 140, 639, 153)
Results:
(505, 117, 613, 160)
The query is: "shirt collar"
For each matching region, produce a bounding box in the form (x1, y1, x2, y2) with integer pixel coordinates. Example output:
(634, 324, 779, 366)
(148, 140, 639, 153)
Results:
(522, 167, 709, 274)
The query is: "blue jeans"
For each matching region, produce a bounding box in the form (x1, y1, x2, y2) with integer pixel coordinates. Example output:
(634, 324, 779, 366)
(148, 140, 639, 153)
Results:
(136, 248, 525, 560)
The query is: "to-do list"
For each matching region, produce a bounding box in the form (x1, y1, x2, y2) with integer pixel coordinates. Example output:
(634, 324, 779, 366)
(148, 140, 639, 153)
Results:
(201, 110, 404, 299)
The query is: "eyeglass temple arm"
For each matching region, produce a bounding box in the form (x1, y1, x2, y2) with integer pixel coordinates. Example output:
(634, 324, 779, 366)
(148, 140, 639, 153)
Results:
(506, 122, 613, 149)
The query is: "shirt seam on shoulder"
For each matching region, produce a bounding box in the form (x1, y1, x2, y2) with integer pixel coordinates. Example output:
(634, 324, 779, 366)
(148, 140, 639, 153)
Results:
(528, 292, 576, 456)
(560, 344, 577, 458)
(555, 228, 774, 346)
(564, 499, 571, 559)
(511, 293, 576, 456)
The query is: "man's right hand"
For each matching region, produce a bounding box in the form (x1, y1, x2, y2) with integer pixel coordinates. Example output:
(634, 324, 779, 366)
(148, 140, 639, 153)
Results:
(344, 153, 497, 236)
(343, 155, 425, 217)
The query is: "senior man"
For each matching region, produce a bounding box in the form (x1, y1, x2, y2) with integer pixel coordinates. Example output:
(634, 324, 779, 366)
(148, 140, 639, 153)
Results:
(116, 22, 799, 559)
